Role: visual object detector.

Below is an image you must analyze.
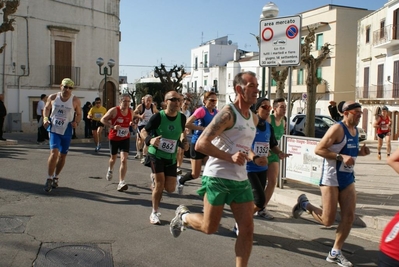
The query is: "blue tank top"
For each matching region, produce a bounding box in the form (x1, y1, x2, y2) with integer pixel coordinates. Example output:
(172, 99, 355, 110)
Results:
(191, 106, 217, 144)
(320, 121, 359, 189)
(247, 121, 271, 172)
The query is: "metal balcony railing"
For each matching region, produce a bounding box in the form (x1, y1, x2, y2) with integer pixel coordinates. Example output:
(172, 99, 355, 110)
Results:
(50, 65, 81, 86)
(356, 83, 399, 99)
(373, 24, 397, 46)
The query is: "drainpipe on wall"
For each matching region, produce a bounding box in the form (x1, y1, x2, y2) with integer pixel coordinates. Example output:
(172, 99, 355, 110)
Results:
(17, 16, 30, 113)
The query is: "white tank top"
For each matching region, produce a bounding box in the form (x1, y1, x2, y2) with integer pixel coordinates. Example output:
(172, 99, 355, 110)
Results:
(138, 106, 153, 126)
(49, 93, 75, 135)
(203, 103, 256, 181)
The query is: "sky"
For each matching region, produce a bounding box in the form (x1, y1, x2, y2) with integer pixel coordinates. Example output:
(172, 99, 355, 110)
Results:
(119, 0, 388, 83)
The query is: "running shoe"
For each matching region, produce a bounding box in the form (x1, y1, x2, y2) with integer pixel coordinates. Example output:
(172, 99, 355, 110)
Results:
(134, 152, 142, 159)
(170, 205, 190, 238)
(95, 146, 99, 152)
(43, 178, 53, 192)
(140, 156, 146, 164)
(150, 212, 161, 225)
(292, 194, 309, 219)
(378, 154, 381, 160)
(176, 175, 184, 195)
(97, 144, 101, 151)
(233, 222, 239, 237)
(106, 170, 113, 181)
(51, 178, 59, 189)
(176, 168, 182, 175)
(255, 209, 274, 220)
(326, 251, 353, 267)
(117, 181, 128, 191)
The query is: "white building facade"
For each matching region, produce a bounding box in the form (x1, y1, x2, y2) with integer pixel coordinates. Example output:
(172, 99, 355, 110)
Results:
(1, 0, 120, 133)
(356, 0, 399, 140)
(183, 5, 372, 116)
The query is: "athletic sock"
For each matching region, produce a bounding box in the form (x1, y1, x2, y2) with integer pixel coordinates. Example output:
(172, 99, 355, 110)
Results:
(182, 213, 188, 223)
(330, 248, 341, 256)
(179, 173, 194, 185)
(301, 201, 309, 211)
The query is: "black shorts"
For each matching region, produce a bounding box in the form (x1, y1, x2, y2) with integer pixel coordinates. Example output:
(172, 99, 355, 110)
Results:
(109, 138, 130, 155)
(147, 153, 177, 177)
(378, 251, 399, 267)
(377, 132, 390, 139)
(91, 120, 104, 131)
(190, 143, 207, 160)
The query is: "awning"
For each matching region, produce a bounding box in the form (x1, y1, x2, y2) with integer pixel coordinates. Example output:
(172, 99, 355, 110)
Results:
(383, 105, 399, 112)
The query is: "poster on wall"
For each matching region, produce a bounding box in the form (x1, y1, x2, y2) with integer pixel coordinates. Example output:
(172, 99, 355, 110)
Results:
(285, 137, 324, 185)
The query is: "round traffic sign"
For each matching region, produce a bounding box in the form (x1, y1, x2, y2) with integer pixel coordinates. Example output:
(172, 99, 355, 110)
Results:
(286, 25, 298, 39)
(262, 27, 274, 42)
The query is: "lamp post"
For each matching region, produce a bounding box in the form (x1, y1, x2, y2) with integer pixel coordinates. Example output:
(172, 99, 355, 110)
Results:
(260, 2, 279, 98)
(96, 57, 115, 109)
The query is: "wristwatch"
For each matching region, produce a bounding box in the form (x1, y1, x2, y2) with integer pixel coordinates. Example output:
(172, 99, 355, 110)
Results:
(336, 153, 343, 161)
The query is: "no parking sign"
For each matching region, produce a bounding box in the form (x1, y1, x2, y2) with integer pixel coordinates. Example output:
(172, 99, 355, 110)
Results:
(259, 15, 302, 67)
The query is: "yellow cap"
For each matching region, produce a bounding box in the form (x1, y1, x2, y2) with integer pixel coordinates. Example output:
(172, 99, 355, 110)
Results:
(61, 78, 74, 87)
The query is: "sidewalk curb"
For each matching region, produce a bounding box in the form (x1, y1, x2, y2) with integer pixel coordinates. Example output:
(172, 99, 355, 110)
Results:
(272, 188, 390, 231)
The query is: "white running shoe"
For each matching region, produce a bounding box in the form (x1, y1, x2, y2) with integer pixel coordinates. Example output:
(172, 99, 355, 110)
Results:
(150, 212, 161, 225)
(255, 209, 274, 220)
(326, 251, 353, 267)
(170, 205, 190, 238)
(106, 170, 112, 181)
(117, 181, 128, 191)
(134, 152, 143, 159)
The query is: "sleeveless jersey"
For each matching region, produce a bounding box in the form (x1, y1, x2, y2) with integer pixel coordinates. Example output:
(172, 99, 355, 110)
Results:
(49, 92, 75, 135)
(380, 212, 399, 261)
(108, 107, 132, 141)
(147, 110, 183, 161)
(138, 105, 154, 126)
(191, 106, 218, 144)
(268, 114, 285, 157)
(203, 104, 256, 181)
(377, 115, 391, 134)
(319, 121, 359, 189)
(247, 121, 271, 172)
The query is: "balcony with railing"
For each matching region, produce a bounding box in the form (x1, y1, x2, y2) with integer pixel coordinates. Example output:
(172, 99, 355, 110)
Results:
(373, 24, 399, 48)
(50, 65, 81, 86)
(356, 83, 399, 101)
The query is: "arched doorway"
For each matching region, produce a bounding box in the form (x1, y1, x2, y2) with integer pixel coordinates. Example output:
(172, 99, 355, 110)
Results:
(102, 81, 116, 110)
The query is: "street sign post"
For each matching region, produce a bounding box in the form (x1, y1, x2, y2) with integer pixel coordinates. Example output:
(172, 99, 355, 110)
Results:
(259, 15, 302, 67)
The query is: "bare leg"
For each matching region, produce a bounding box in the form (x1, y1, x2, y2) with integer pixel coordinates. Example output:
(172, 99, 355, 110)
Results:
(191, 158, 203, 179)
(333, 183, 356, 250)
(96, 127, 103, 146)
(92, 129, 98, 147)
(109, 154, 117, 172)
(54, 153, 67, 177)
(265, 162, 279, 206)
(306, 186, 339, 227)
(185, 194, 224, 234)
(164, 175, 177, 193)
(386, 135, 392, 155)
(231, 201, 254, 267)
(177, 147, 183, 168)
(377, 138, 383, 154)
(47, 148, 60, 176)
(152, 172, 165, 211)
(119, 152, 128, 182)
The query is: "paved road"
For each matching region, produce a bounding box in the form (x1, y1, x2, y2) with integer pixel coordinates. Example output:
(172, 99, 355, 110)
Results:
(0, 140, 382, 266)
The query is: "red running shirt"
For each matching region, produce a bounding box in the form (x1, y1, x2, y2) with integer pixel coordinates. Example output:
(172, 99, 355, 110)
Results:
(377, 116, 391, 134)
(108, 107, 132, 141)
(380, 212, 399, 261)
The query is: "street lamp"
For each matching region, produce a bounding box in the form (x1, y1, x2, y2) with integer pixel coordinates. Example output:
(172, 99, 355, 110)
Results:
(260, 2, 279, 98)
(96, 57, 115, 109)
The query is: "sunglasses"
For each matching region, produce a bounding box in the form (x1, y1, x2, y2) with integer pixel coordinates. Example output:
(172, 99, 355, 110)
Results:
(208, 99, 217, 102)
(63, 85, 73, 89)
(95, 102, 101, 104)
(348, 110, 363, 115)
(167, 97, 181, 102)
(260, 104, 271, 109)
